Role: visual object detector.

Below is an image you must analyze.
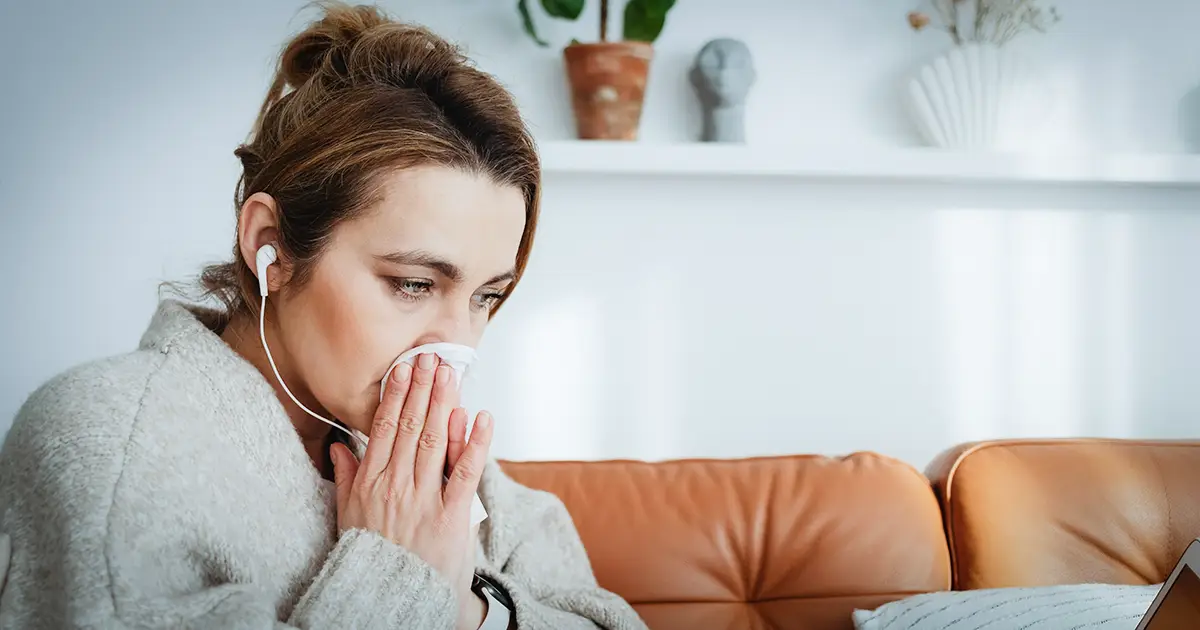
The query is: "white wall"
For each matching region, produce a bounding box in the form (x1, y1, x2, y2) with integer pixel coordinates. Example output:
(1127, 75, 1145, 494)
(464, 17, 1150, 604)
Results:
(3, 0, 1200, 469)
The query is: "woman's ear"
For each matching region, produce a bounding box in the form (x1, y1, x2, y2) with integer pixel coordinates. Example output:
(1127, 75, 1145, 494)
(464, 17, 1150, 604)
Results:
(238, 192, 287, 295)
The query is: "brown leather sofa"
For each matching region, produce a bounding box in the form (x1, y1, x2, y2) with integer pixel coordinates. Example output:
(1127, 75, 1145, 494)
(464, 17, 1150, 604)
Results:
(501, 439, 1200, 630)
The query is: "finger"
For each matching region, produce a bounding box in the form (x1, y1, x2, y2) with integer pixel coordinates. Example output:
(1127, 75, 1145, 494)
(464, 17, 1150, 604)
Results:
(330, 442, 360, 517)
(389, 353, 439, 479)
(446, 407, 468, 475)
(445, 411, 493, 513)
(414, 362, 458, 492)
(360, 362, 411, 480)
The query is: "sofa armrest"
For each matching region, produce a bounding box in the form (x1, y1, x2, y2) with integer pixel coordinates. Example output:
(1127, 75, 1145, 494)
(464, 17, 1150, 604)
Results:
(927, 439, 1200, 590)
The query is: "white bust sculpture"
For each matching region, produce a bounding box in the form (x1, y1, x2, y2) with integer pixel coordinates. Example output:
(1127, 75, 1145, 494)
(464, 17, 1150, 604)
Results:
(689, 38, 756, 143)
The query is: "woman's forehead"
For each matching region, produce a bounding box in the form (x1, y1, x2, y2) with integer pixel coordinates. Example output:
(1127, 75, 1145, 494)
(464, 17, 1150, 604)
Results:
(341, 165, 526, 273)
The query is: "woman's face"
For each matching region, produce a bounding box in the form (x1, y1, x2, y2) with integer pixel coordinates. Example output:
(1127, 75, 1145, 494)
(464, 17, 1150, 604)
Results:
(273, 165, 527, 434)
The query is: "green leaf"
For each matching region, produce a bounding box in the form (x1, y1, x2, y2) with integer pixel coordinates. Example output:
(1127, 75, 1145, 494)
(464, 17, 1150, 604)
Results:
(541, 0, 585, 20)
(640, 0, 676, 13)
(518, 0, 550, 47)
(623, 0, 675, 42)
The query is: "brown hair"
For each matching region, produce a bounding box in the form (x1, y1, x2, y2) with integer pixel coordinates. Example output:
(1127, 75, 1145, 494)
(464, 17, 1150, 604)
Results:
(200, 1, 540, 318)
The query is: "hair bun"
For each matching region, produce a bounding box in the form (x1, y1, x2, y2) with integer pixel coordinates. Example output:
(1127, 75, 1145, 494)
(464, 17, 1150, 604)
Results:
(279, 2, 388, 90)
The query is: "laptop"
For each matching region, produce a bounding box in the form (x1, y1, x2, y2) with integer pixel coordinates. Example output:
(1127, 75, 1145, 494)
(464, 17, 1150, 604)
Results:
(1135, 538, 1200, 630)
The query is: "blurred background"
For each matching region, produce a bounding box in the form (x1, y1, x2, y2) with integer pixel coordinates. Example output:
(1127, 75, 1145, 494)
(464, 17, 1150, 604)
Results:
(2, 0, 1199, 469)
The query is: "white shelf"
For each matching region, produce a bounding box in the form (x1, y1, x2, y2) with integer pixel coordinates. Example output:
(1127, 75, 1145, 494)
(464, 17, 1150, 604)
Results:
(538, 141, 1200, 186)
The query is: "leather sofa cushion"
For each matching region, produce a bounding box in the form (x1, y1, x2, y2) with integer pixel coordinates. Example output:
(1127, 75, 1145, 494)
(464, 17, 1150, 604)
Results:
(502, 454, 950, 630)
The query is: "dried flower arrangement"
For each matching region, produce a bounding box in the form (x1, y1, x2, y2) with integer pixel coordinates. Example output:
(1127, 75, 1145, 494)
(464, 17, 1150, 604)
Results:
(908, 0, 1060, 47)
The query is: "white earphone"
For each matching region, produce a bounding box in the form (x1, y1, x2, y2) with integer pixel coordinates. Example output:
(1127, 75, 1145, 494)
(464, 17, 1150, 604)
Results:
(255, 243, 364, 447)
(255, 243, 277, 298)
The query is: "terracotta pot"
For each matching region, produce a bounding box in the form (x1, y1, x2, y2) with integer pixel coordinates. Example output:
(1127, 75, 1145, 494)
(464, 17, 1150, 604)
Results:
(562, 41, 654, 141)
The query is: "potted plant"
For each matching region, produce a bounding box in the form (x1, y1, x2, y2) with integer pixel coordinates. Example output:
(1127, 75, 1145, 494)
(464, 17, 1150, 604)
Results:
(904, 0, 1060, 149)
(518, 0, 677, 140)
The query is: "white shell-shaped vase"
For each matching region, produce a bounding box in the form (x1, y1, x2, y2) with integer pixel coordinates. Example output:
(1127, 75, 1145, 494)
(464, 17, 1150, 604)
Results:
(906, 43, 1042, 150)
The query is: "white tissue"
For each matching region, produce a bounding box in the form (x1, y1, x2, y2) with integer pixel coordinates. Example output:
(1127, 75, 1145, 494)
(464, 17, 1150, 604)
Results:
(379, 342, 478, 400)
(374, 342, 487, 526)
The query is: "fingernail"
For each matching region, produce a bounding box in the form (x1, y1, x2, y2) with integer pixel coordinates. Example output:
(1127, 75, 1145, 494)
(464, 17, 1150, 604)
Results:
(417, 353, 436, 370)
(392, 362, 411, 384)
(436, 364, 452, 389)
(477, 412, 492, 430)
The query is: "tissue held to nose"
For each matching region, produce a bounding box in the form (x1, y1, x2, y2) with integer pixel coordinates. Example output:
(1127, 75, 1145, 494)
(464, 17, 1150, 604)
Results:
(379, 342, 478, 402)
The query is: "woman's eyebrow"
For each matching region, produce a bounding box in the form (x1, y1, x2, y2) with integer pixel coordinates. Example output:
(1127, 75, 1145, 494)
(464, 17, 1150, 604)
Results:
(375, 250, 462, 282)
(376, 250, 516, 287)
(485, 270, 516, 286)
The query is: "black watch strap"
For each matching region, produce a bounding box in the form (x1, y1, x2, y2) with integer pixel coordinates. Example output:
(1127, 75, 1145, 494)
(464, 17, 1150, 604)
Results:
(472, 572, 514, 611)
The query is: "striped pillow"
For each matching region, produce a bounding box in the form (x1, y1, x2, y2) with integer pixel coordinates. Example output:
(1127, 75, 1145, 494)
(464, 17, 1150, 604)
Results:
(852, 583, 1161, 630)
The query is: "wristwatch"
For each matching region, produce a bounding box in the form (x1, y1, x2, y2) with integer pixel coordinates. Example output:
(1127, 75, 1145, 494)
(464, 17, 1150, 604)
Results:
(471, 573, 513, 630)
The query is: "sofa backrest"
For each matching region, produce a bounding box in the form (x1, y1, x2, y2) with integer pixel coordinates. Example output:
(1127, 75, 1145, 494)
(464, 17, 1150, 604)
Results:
(501, 453, 950, 630)
(926, 439, 1200, 590)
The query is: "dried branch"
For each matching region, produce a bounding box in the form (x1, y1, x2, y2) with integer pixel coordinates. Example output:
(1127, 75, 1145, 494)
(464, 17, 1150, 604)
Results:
(932, 0, 963, 45)
(973, 0, 987, 40)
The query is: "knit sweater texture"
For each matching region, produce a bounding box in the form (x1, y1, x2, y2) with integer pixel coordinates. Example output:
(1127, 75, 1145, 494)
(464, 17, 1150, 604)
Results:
(0, 300, 646, 630)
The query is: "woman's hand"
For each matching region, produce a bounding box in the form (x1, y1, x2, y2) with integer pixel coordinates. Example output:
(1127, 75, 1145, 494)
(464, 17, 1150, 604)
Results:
(329, 353, 495, 617)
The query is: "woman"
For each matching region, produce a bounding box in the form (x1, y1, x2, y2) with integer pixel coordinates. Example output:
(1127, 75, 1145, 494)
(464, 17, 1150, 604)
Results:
(0, 4, 647, 629)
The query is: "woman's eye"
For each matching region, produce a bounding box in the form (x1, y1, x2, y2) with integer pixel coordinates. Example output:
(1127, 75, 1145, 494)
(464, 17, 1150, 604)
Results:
(472, 292, 505, 310)
(388, 278, 432, 301)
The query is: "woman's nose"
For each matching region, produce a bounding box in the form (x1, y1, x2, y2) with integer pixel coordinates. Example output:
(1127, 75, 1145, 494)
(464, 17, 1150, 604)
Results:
(412, 301, 476, 347)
